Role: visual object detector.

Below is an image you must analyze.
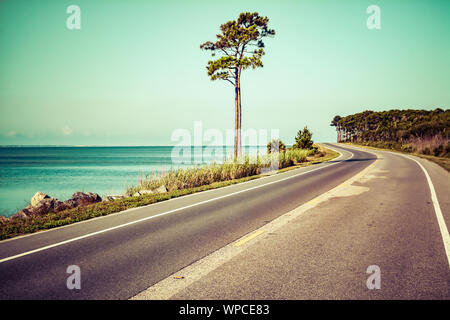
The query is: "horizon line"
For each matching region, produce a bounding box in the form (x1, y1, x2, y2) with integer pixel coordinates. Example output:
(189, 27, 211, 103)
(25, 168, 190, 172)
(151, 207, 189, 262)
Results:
(0, 144, 305, 148)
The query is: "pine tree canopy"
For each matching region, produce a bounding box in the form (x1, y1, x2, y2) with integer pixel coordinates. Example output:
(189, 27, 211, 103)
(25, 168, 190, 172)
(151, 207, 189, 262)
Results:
(200, 12, 275, 85)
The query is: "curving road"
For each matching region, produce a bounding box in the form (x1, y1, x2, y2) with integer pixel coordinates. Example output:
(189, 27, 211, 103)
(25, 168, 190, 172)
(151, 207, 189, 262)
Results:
(0, 144, 448, 299)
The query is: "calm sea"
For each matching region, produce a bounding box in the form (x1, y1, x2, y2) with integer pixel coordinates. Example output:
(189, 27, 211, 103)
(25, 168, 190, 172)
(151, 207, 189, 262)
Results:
(0, 146, 264, 217)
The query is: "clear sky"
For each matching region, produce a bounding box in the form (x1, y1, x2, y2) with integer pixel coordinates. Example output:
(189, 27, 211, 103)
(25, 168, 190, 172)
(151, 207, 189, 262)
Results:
(0, 0, 449, 146)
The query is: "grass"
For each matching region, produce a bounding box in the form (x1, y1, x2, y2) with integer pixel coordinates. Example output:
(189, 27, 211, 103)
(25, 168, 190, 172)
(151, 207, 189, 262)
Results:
(414, 154, 450, 172)
(0, 144, 339, 240)
(345, 142, 450, 172)
(128, 148, 316, 195)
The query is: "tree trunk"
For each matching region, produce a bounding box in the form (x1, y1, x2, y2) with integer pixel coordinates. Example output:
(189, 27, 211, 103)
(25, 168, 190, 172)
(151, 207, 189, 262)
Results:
(234, 67, 242, 159)
(237, 86, 242, 157)
(234, 85, 239, 159)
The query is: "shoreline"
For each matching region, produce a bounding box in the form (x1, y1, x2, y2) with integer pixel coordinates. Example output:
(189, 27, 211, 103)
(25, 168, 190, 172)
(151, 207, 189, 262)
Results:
(0, 145, 275, 218)
(0, 145, 340, 240)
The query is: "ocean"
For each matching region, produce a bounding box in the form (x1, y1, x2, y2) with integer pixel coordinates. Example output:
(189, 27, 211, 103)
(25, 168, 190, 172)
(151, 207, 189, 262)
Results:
(0, 146, 264, 217)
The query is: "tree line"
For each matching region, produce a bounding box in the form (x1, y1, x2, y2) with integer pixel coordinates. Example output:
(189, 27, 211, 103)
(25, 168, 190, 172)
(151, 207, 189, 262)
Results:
(331, 109, 450, 157)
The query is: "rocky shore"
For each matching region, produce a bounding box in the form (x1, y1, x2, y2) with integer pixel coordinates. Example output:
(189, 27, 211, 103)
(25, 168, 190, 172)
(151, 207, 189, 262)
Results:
(9, 191, 103, 220)
(0, 186, 169, 223)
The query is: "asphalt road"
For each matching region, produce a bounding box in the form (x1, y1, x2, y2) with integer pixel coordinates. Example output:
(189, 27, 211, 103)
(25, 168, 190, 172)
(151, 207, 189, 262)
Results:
(165, 145, 450, 300)
(1, 144, 448, 299)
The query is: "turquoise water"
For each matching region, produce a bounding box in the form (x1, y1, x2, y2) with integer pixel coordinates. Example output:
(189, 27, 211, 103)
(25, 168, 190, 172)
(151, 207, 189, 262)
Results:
(0, 146, 264, 217)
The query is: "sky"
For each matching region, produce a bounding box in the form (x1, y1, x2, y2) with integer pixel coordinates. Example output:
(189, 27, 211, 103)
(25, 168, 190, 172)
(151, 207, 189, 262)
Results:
(0, 0, 449, 146)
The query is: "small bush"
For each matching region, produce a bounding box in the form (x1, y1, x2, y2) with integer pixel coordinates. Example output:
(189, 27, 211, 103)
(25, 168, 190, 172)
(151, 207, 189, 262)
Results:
(293, 126, 314, 150)
(267, 139, 286, 154)
(433, 145, 444, 157)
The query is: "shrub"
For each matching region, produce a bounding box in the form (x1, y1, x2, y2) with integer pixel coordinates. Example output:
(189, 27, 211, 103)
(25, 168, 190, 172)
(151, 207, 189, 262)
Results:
(293, 126, 314, 150)
(267, 139, 286, 154)
(433, 145, 444, 157)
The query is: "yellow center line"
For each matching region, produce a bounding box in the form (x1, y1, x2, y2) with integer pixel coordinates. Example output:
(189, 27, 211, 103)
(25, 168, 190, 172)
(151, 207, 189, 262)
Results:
(307, 197, 320, 205)
(234, 230, 265, 247)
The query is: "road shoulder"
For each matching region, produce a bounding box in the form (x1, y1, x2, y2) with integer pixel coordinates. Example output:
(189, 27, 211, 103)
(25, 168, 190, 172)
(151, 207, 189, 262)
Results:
(132, 147, 450, 299)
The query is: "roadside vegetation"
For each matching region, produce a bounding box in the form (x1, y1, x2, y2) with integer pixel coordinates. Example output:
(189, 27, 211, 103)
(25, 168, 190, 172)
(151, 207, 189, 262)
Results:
(0, 142, 338, 240)
(345, 142, 450, 172)
(128, 148, 315, 195)
(129, 126, 320, 195)
(331, 109, 449, 171)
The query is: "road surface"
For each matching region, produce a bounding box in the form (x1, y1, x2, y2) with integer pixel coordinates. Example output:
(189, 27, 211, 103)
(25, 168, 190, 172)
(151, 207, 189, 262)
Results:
(0, 144, 448, 299)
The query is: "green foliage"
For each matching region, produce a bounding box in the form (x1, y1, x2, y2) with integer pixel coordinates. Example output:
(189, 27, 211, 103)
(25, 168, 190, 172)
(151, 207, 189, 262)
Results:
(293, 126, 314, 150)
(334, 108, 450, 157)
(330, 115, 342, 127)
(200, 12, 275, 85)
(267, 138, 286, 154)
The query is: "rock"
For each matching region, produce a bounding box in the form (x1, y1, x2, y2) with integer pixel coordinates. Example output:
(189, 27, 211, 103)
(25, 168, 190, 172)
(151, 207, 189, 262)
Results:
(153, 185, 168, 194)
(133, 190, 153, 197)
(11, 210, 28, 220)
(32, 198, 65, 215)
(31, 192, 50, 207)
(11, 205, 36, 219)
(11, 191, 102, 220)
(0, 215, 10, 224)
(31, 192, 101, 215)
(53, 200, 70, 212)
(73, 191, 102, 203)
(64, 192, 102, 208)
(106, 195, 125, 201)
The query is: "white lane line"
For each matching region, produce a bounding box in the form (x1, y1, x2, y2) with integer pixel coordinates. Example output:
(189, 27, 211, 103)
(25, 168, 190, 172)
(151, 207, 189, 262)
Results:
(0, 146, 345, 244)
(345, 144, 450, 268)
(132, 148, 372, 300)
(400, 154, 450, 268)
(0, 147, 354, 264)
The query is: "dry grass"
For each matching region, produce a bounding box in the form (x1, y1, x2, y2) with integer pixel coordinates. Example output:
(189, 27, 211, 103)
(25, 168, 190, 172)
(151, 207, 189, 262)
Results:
(407, 136, 449, 157)
(128, 148, 315, 195)
(413, 154, 450, 172)
(354, 136, 449, 158)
